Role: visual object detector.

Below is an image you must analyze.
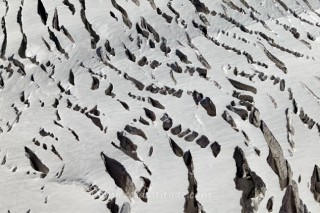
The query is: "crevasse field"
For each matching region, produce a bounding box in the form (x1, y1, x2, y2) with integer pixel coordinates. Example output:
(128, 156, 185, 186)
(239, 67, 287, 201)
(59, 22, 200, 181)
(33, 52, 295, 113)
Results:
(1, 0, 320, 212)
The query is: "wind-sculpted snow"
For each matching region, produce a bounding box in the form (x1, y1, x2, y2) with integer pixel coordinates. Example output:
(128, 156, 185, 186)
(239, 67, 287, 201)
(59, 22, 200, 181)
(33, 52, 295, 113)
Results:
(1, 0, 320, 212)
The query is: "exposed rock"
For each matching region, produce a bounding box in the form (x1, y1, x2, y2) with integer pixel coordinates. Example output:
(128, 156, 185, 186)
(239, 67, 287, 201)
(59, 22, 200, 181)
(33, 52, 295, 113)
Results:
(266, 196, 273, 212)
(148, 97, 165, 109)
(310, 165, 320, 202)
(200, 97, 216, 117)
(101, 152, 136, 198)
(227, 105, 248, 120)
(169, 138, 183, 157)
(222, 110, 238, 131)
(279, 180, 308, 213)
(195, 135, 210, 148)
(37, 0, 48, 25)
(137, 177, 151, 203)
(192, 90, 203, 105)
(260, 121, 292, 189)
(124, 125, 147, 140)
(184, 131, 198, 142)
(171, 125, 182, 135)
(160, 113, 173, 131)
(120, 202, 131, 213)
(228, 78, 257, 94)
(107, 198, 119, 213)
(249, 108, 261, 128)
(210, 142, 221, 157)
(233, 146, 266, 213)
(183, 150, 206, 213)
(25, 147, 49, 177)
(143, 108, 156, 121)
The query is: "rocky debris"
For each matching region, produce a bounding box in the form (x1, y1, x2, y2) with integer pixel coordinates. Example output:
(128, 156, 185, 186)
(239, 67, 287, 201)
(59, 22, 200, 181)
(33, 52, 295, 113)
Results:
(124, 73, 145, 91)
(183, 150, 206, 213)
(160, 37, 171, 55)
(18, 34, 27, 59)
(148, 146, 153, 156)
(292, 99, 298, 114)
(51, 145, 63, 160)
(120, 202, 131, 213)
(47, 28, 68, 57)
(111, 0, 132, 28)
(143, 108, 156, 121)
(233, 92, 254, 103)
(210, 142, 221, 157)
(124, 125, 147, 140)
(25, 147, 49, 177)
(0, 17, 8, 60)
(63, 0, 75, 15)
(68, 70, 74, 85)
(146, 0, 157, 9)
(85, 112, 103, 131)
(280, 79, 285, 91)
(150, 60, 161, 69)
(101, 152, 136, 198)
(279, 180, 309, 213)
(114, 132, 139, 160)
(107, 198, 119, 213)
(233, 146, 266, 212)
(195, 135, 210, 148)
(299, 107, 317, 129)
(169, 138, 184, 157)
(285, 108, 295, 149)
(148, 97, 165, 109)
(139, 117, 150, 125)
(192, 90, 203, 105)
(124, 47, 136, 62)
(137, 177, 150, 202)
(91, 76, 99, 90)
(52, 8, 60, 31)
(118, 100, 130, 111)
(176, 49, 191, 64)
(249, 107, 261, 128)
(136, 23, 149, 39)
(266, 196, 273, 212)
(228, 78, 257, 94)
(184, 131, 198, 142)
(196, 67, 207, 78)
(138, 56, 148, 66)
(168, 61, 182, 73)
(260, 121, 292, 190)
(39, 128, 54, 138)
(200, 97, 216, 117)
(162, 12, 173, 23)
(160, 113, 173, 131)
(37, 0, 48, 25)
(141, 17, 160, 42)
(310, 165, 320, 202)
(227, 105, 248, 120)
(105, 83, 114, 96)
(261, 45, 287, 74)
(61, 25, 75, 42)
(171, 125, 182, 135)
(167, 2, 180, 23)
(145, 84, 183, 98)
(222, 110, 239, 131)
(189, 0, 210, 14)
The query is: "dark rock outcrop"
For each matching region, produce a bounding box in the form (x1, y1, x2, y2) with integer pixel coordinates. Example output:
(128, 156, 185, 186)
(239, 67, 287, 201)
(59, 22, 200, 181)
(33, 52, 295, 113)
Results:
(233, 146, 266, 212)
(310, 165, 320, 202)
(101, 152, 136, 198)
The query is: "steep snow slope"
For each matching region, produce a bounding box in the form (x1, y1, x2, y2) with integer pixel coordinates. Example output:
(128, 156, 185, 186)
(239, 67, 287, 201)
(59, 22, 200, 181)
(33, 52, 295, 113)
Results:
(1, 0, 320, 212)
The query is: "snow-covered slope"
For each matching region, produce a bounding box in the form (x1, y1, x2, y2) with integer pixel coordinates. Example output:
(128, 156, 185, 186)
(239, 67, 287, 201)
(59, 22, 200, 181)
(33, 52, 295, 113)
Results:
(1, 0, 320, 212)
